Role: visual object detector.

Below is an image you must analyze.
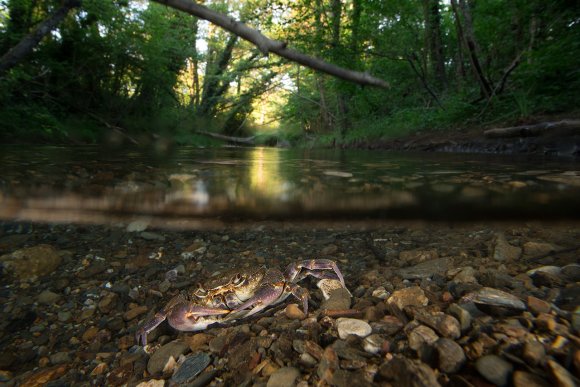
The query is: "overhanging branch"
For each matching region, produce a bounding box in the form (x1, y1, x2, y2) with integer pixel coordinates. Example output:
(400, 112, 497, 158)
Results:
(152, 0, 390, 89)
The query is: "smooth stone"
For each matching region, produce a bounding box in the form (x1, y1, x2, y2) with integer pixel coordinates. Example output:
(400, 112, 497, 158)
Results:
(57, 311, 72, 322)
(336, 318, 372, 339)
(523, 339, 545, 366)
(38, 290, 61, 305)
(139, 231, 165, 241)
(147, 341, 189, 375)
(321, 287, 352, 310)
(387, 286, 429, 310)
(0, 244, 62, 280)
(399, 249, 438, 265)
(408, 325, 439, 353)
(463, 287, 526, 311)
(123, 305, 148, 321)
(407, 324, 437, 361)
(267, 366, 301, 387)
(136, 380, 165, 387)
(447, 303, 472, 333)
(527, 296, 551, 315)
(378, 355, 441, 386)
(561, 264, 580, 281)
(434, 338, 465, 374)
(475, 355, 513, 387)
(49, 351, 71, 365)
(170, 352, 211, 385)
(572, 306, 580, 333)
(285, 304, 306, 320)
(415, 311, 461, 340)
(452, 266, 478, 284)
(398, 258, 451, 280)
(526, 265, 562, 276)
(493, 233, 521, 261)
(546, 359, 575, 387)
(523, 243, 559, 260)
(513, 371, 550, 387)
(363, 334, 386, 355)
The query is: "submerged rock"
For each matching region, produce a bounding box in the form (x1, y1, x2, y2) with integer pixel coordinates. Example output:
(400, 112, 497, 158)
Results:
(475, 355, 513, 387)
(0, 244, 62, 280)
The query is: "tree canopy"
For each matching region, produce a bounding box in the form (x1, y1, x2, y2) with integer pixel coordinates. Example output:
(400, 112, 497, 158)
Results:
(0, 0, 578, 146)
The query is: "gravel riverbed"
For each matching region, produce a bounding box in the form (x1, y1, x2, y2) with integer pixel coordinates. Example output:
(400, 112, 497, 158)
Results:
(0, 222, 579, 386)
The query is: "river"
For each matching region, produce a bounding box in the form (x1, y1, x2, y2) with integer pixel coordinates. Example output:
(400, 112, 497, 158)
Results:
(2, 145, 580, 227)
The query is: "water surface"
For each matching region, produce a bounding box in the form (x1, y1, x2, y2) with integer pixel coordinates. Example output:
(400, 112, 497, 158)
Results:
(2, 146, 580, 227)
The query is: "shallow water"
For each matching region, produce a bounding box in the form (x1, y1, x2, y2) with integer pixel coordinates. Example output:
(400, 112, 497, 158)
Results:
(2, 146, 580, 227)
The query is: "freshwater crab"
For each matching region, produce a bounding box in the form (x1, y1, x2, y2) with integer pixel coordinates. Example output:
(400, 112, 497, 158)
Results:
(135, 259, 346, 345)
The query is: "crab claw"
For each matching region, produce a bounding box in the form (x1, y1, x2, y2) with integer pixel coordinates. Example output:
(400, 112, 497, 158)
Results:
(285, 259, 345, 288)
(168, 304, 231, 332)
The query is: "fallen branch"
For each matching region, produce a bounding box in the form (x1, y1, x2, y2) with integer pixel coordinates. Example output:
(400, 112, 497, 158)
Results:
(484, 120, 580, 138)
(196, 130, 255, 144)
(0, 0, 81, 76)
(152, 0, 389, 89)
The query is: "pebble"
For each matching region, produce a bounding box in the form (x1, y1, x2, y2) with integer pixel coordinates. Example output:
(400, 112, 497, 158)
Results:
(561, 263, 580, 281)
(546, 359, 576, 387)
(463, 287, 526, 311)
(452, 266, 478, 284)
(363, 334, 386, 355)
(408, 325, 438, 354)
(513, 371, 550, 387)
(0, 244, 62, 280)
(387, 286, 428, 310)
(57, 311, 72, 322)
(527, 295, 551, 315)
(522, 242, 558, 260)
(37, 290, 61, 305)
(378, 355, 441, 386)
(448, 303, 472, 332)
(399, 249, 438, 265)
(434, 338, 465, 373)
(136, 380, 165, 387)
(170, 352, 211, 385)
(285, 304, 306, 320)
(49, 351, 71, 365)
(415, 311, 461, 339)
(493, 232, 522, 261)
(147, 341, 189, 375)
(397, 258, 451, 280)
(336, 318, 372, 339)
(267, 366, 301, 387)
(475, 355, 513, 387)
(123, 305, 148, 321)
(321, 287, 352, 310)
(523, 339, 546, 366)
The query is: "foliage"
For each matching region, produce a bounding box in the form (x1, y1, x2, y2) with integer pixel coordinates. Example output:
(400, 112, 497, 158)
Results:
(0, 0, 578, 146)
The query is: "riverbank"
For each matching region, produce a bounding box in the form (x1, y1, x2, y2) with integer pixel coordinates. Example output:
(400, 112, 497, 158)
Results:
(0, 221, 578, 385)
(342, 117, 580, 158)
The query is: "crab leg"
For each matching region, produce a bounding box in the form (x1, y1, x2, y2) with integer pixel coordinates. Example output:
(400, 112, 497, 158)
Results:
(285, 259, 345, 287)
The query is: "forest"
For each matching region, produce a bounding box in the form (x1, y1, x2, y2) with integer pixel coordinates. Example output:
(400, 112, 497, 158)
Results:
(0, 0, 578, 147)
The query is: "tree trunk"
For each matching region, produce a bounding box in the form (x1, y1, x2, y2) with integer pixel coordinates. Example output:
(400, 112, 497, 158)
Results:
(151, 0, 389, 88)
(0, 0, 81, 76)
(424, 0, 446, 88)
(450, 0, 492, 98)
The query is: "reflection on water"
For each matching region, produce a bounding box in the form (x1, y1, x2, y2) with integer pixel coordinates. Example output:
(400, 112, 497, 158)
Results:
(1, 145, 580, 226)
